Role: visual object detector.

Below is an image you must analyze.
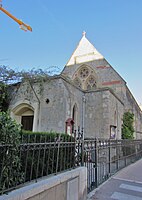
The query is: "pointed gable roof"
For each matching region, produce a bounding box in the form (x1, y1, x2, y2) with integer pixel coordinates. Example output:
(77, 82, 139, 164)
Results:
(66, 32, 104, 66)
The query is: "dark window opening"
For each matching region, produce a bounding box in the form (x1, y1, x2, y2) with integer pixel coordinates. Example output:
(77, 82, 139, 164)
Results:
(46, 98, 50, 104)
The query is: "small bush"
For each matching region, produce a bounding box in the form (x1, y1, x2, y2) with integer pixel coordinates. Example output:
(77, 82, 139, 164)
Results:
(0, 112, 23, 193)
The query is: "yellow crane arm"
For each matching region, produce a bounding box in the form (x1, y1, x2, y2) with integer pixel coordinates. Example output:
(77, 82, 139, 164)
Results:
(0, 5, 32, 31)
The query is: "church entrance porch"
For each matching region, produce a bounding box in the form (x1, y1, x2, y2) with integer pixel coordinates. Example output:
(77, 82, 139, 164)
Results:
(11, 103, 35, 131)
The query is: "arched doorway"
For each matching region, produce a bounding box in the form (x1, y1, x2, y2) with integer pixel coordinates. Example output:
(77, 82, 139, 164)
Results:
(12, 103, 34, 131)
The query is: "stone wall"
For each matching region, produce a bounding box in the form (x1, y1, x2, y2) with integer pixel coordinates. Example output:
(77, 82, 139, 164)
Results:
(9, 76, 124, 139)
(9, 76, 83, 133)
(125, 87, 142, 139)
(9, 67, 142, 139)
(62, 59, 126, 93)
(84, 89, 124, 139)
(0, 167, 87, 200)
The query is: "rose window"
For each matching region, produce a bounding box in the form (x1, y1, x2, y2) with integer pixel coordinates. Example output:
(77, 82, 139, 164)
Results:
(79, 67, 89, 79)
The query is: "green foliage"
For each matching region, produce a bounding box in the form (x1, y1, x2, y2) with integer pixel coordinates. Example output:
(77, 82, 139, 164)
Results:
(20, 130, 75, 181)
(21, 130, 74, 143)
(0, 112, 23, 192)
(0, 112, 21, 144)
(122, 111, 134, 139)
(0, 83, 9, 112)
(0, 115, 75, 193)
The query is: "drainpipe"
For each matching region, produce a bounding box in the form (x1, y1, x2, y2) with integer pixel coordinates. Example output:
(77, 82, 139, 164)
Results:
(82, 94, 86, 140)
(28, 80, 40, 131)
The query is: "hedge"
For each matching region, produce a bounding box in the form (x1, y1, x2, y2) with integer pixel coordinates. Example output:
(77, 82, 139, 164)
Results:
(20, 130, 75, 143)
(0, 115, 76, 194)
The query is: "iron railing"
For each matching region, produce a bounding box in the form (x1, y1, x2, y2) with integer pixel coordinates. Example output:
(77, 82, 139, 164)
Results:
(0, 134, 77, 195)
(1, 130, 142, 195)
(84, 139, 142, 192)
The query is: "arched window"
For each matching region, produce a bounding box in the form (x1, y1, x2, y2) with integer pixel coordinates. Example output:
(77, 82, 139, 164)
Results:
(114, 110, 117, 126)
(73, 77, 82, 88)
(73, 64, 98, 90)
(85, 75, 97, 90)
(72, 104, 78, 130)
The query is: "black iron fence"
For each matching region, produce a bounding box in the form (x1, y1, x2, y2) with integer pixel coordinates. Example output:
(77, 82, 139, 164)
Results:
(0, 135, 77, 195)
(1, 130, 142, 195)
(84, 139, 142, 192)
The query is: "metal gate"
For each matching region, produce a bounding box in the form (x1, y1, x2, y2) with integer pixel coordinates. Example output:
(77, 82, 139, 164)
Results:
(84, 139, 142, 193)
(75, 129, 142, 193)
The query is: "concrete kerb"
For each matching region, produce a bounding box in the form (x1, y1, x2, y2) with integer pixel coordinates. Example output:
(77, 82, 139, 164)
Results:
(0, 167, 87, 200)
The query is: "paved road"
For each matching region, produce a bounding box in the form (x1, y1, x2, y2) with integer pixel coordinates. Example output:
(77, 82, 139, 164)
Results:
(88, 159, 142, 200)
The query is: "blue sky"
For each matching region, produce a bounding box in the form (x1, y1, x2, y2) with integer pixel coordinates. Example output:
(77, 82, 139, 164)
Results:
(0, 0, 142, 104)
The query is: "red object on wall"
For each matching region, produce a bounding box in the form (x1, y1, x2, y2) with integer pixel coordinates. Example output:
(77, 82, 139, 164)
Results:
(102, 80, 122, 86)
(65, 118, 74, 135)
(96, 65, 110, 69)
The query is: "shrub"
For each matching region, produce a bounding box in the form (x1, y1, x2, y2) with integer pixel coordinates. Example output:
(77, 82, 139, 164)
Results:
(122, 111, 134, 139)
(0, 122, 76, 194)
(20, 130, 75, 181)
(0, 83, 9, 112)
(0, 112, 23, 193)
(21, 130, 74, 143)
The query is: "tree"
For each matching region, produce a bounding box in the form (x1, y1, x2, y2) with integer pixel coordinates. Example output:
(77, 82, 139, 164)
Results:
(0, 82, 9, 112)
(122, 111, 134, 139)
(0, 65, 60, 84)
(0, 65, 60, 111)
(0, 65, 18, 84)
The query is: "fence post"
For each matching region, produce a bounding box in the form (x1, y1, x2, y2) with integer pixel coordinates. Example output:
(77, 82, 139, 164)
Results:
(56, 135, 61, 174)
(116, 140, 119, 171)
(81, 128, 84, 166)
(108, 140, 111, 175)
(95, 139, 98, 188)
(124, 141, 127, 167)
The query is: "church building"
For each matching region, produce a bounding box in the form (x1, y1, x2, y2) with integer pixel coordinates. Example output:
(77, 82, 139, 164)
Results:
(9, 33, 142, 139)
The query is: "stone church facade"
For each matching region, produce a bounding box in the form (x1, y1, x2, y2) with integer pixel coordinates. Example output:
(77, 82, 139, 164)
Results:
(9, 33, 142, 139)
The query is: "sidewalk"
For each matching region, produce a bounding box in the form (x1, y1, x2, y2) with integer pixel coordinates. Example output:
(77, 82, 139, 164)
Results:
(87, 159, 142, 200)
